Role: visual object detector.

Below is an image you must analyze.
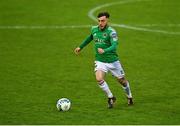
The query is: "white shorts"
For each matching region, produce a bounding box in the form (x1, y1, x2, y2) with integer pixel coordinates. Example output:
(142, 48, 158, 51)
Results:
(94, 60, 125, 78)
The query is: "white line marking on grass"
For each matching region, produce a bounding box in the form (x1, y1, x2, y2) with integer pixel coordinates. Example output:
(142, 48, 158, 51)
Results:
(88, 0, 180, 35)
(111, 24, 180, 35)
(88, 0, 148, 22)
(0, 25, 91, 29)
(132, 24, 180, 27)
(0, 24, 179, 30)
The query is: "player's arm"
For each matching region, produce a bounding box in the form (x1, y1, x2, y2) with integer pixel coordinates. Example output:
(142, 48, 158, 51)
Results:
(79, 34, 93, 49)
(103, 31, 118, 53)
(74, 34, 93, 54)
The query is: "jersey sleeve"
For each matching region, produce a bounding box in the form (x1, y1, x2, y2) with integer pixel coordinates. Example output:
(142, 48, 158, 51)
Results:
(79, 34, 93, 49)
(104, 31, 118, 53)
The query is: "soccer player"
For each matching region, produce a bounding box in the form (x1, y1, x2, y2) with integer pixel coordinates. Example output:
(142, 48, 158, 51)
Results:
(74, 12, 133, 108)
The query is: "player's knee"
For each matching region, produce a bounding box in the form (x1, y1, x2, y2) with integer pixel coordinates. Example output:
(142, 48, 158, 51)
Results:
(96, 75, 103, 82)
(97, 80, 105, 85)
(117, 77, 127, 85)
(96, 79, 103, 84)
(96, 77, 104, 85)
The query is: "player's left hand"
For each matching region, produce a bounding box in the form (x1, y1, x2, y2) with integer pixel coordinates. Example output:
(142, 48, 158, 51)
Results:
(98, 48, 104, 54)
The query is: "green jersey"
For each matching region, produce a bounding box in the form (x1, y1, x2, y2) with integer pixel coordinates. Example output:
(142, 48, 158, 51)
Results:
(79, 25, 119, 63)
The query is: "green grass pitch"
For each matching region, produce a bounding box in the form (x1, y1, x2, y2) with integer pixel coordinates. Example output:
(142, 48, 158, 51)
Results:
(0, 0, 180, 124)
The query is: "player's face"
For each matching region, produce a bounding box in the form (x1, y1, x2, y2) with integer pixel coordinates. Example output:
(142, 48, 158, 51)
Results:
(98, 16, 108, 30)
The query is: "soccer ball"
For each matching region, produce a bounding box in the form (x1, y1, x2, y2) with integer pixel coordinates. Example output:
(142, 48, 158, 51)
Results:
(56, 98, 71, 111)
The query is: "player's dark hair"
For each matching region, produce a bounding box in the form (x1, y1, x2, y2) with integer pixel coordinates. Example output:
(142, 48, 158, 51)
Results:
(97, 12, 110, 18)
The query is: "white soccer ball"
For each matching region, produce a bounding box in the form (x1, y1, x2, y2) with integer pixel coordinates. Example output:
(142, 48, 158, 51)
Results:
(56, 98, 71, 111)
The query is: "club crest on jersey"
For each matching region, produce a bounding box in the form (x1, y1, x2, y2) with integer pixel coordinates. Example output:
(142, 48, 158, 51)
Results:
(103, 33, 107, 38)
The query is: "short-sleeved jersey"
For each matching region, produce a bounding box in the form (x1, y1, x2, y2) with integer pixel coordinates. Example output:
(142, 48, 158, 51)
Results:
(79, 25, 119, 63)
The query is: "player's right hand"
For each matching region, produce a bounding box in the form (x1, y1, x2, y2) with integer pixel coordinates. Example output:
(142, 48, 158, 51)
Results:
(74, 47, 81, 55)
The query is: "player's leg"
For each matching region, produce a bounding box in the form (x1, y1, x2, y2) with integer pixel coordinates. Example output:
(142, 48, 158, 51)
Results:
(96, 70, 113, 98)
(96, 70, 116, 108)
(110, 61, 133, 105)
(117, 77, 133, 105)
(95, 61, 116, 108)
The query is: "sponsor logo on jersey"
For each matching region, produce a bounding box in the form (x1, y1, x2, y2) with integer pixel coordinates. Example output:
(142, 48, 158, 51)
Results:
(94, 38, 106, 44)
(111, 32, 117, 38)
(111, 32, 118, 41)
